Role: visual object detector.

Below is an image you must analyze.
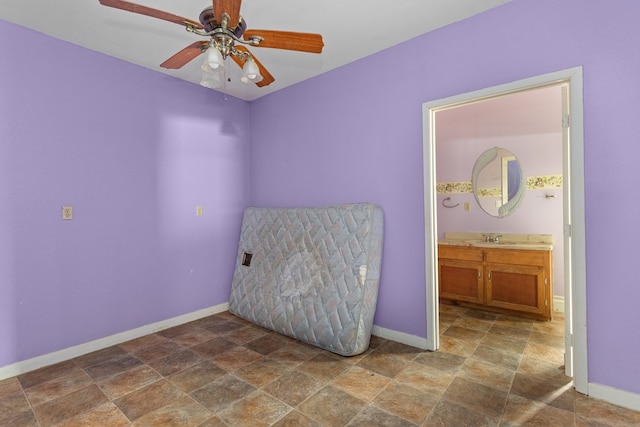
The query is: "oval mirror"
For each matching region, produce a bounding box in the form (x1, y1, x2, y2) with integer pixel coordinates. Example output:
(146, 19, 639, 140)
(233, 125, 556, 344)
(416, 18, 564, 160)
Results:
(471, 147, 526, 217)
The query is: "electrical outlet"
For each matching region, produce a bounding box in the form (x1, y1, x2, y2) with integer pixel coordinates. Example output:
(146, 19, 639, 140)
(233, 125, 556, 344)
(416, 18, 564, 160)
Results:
(464, 202, 470, 211)
(196, 206, 203, 216)
(62, 206, 73, 220)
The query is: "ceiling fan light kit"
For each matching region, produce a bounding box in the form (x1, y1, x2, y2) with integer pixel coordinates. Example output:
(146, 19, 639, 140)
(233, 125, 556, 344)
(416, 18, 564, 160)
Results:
(200, 70, 223, 89)
(203, 46, 225, 71)
(98, 0, 324, 90)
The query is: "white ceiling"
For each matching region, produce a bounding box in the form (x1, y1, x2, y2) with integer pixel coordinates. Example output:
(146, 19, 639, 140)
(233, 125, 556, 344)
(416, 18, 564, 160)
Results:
(1, 0, 511, 101)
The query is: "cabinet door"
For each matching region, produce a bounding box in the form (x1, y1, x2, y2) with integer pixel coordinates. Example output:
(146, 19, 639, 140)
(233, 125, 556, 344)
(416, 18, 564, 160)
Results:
(485, 263, 549, 318)
(438, 258, 484, 304)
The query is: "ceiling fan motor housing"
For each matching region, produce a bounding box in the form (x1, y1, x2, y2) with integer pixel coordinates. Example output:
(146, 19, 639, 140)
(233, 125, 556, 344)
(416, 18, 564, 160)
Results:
(199, 6, 246, 37)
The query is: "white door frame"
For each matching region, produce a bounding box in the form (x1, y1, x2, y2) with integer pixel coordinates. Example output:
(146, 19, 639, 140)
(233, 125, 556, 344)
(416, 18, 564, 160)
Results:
(421, 66, 587, 394)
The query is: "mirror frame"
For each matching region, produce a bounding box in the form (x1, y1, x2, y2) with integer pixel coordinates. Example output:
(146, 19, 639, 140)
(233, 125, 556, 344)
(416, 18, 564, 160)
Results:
(471, 147, 526, 217)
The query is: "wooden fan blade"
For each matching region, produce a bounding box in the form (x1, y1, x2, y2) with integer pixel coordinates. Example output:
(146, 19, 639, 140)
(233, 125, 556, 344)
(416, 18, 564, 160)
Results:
(243, 30, 324, 53)
(99, 0, 203, 29)
(160, 41, 208, 69)
(231, 46, 275, 87)
(212, 0, 242, 29)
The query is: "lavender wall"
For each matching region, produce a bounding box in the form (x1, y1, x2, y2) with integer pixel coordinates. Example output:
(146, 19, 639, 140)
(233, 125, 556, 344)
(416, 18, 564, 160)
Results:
(249, 0, 640, 394)
(0, 21, 250, 367)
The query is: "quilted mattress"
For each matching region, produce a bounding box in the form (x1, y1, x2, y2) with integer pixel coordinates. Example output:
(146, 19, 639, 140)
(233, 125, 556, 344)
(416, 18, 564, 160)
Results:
(229, 203, 384, 356)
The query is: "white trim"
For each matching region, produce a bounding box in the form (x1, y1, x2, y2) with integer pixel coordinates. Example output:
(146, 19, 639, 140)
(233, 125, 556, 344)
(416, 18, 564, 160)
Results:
(589, 382, 640, 412)
(554, 295, 565, 313)
(422, 102, 440, 351)
(566, 68, 588, 394)
(371, 325, 430, 350)
(0, 303, 229, 380)
(422, 66, 587, 393)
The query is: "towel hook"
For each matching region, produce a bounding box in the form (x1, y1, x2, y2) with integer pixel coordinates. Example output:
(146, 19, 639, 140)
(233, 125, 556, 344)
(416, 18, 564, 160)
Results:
(442, 197, 459, 208)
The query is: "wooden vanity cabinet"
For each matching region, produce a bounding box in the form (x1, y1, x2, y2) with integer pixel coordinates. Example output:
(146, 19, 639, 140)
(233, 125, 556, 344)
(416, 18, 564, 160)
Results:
(438, 244, 553, 320)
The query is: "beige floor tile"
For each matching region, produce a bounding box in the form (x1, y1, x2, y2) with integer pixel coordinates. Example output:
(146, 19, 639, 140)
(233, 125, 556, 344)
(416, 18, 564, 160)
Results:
(458, 358, 515, 392)
(575, 393, 640, 426)
(218, 391, 291, 427)
(2, 309, 640, 427)
(356, 349, 411, 378)
(502, 393, 575, 426)
(167, 361, 227, 394)
(297, 385, 366, 427)
(437, 335, 478, 357)
(442, 325, 487, 342)
(453, 316, 495, 332)
(347, 404, 417, 426)
(132, 395, 211, 427)
(210, 346, 264, 371)
(523, 341, 565, 365)
(190, 374, 256, 413)
(262, 370, 324, 407)
(510, 372, 574, 412)
(413, 349, 466, 374)
(164, 327, 219, 348)
(0, 378, 38, 427)
(471, 344, 522, 370)
(330, 365, 391, 401)
(234, 358, 291, 387)
(99, 365, 163, 400)
(84, 353, 145, 382)
(33, 384, 110, 426)
(426, 399, 497, 426)
(393, 362, 454, 398)
(118, 333, 171, 353)
(53, 402, 130, 427)
(23, 367, 94, 406)
(271, 410, 322, 427)
(18, 360, 78, 389)
(373, 381, 438, 425)
(442, 377, 509, 419)
(297, 353, 350, 382)
(114, 379, 184, 422)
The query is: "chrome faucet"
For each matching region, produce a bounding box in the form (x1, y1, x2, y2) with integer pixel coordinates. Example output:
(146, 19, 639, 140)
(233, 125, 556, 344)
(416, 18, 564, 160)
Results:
(485, 234, 502, 243)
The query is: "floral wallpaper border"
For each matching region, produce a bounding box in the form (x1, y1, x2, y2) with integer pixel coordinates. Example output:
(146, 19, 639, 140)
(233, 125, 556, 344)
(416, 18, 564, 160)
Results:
(436, 174, 563, 194)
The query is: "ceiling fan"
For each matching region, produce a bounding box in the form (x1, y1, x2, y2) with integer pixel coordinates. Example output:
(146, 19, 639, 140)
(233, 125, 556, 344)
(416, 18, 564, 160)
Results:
(98, 0, 324, 88)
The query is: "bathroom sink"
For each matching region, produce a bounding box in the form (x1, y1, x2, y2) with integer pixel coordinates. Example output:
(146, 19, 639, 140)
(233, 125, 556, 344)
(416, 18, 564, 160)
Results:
(439, 233, 553, 250)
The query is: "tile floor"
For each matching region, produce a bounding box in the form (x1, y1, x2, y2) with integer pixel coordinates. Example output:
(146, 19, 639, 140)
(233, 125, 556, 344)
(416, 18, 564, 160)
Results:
(2, 305, 640, 426)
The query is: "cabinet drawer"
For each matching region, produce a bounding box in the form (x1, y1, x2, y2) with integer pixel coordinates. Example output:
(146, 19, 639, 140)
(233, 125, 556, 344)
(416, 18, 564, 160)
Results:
(438, 245, 484, 262)
(484, 248, 549, 266)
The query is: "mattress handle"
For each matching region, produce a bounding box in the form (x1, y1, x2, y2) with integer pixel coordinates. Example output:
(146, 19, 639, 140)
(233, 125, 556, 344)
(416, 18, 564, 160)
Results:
(358, 265, 367, 287)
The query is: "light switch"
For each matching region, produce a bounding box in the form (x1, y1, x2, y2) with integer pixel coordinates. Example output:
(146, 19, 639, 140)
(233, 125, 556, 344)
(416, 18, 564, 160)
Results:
(196, 206, 204, 216)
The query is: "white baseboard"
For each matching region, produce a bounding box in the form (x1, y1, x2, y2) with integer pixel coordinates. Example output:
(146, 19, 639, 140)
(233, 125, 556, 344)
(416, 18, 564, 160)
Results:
(554, 295, 565, 313)
(589, 382, 640, 412)
(0, 302, 229, 381)
(371, 324, 430, 351)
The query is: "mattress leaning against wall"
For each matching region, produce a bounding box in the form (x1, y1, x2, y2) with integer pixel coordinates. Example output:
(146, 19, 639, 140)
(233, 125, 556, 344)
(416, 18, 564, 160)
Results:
(229, 203, 384, 356)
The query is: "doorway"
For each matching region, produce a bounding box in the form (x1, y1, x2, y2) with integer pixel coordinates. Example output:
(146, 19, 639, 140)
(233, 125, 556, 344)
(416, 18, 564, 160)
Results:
(422, 67, 587, 394)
